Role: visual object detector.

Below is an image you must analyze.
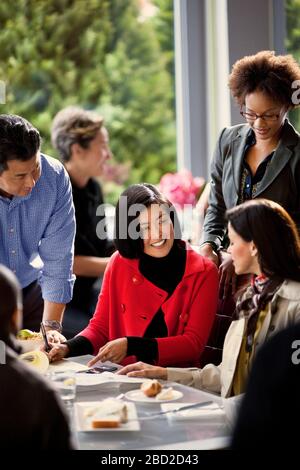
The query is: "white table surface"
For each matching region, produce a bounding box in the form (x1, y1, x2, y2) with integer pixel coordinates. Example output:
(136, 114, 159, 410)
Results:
(66, 356, 232, 451)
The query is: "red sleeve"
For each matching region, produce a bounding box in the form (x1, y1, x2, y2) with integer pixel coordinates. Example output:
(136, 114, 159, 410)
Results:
(156, 261, 218, 367)
(78, 259, 113, 355)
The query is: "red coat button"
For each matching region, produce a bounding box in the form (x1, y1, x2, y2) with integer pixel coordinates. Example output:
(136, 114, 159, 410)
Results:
(121, 303, 126, 313)
(132, 275, 143, 285)
(179, 313, 189, 324)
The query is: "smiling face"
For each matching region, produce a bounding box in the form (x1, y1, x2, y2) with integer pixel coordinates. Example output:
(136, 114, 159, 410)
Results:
(228, 222, 261, 276)
(244, 90, 287, 143)
(0, 153, 41, 197)
(139, 204, 174, 258)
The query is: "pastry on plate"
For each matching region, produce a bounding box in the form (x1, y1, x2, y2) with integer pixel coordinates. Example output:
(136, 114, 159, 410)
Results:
(140, 379, 162, 397)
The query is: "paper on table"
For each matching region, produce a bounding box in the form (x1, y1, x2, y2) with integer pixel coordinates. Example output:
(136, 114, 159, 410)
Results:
(48, 360, 89, 373)
(160, 402, 225, 420)
(76, 371, 152, 388)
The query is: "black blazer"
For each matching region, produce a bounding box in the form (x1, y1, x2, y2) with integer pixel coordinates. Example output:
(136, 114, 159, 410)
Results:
(203, 119, 300, 248)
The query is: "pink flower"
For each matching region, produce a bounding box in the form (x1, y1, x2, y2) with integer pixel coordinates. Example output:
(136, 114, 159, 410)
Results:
(159, 169, 205, 208)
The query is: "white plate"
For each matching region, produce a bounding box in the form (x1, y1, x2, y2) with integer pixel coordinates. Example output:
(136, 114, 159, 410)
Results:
(125, 388, 183, 403)
(75, 401, 140, 432)
(19, 351, 49, 374)
(160, 402, 225, 420)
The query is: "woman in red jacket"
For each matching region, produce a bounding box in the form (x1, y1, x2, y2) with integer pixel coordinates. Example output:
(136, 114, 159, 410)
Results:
(49, 183, 218, 367)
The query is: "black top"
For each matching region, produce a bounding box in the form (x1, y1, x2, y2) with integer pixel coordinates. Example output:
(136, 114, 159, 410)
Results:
(70, 178, 115, 310)
(221, 131, 274, 249)
(127, 240, 186, 361)
(0, 344, 74, 450)
(238, 130, 275, 203)
(139, 240, 186, 294)
(67, 241, 186, 362)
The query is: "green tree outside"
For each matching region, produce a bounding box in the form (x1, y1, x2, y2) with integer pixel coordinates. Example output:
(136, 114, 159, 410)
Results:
(0, 0, 176, 204)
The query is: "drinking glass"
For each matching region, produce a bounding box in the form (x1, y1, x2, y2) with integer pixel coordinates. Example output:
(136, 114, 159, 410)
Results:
(50, 370, 76, 408)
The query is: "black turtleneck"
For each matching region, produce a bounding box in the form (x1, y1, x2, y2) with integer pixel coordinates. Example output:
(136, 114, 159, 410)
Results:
(126, 240, 186, 362)
(66, 241, 186, 362)
(139, 240, 186, 294)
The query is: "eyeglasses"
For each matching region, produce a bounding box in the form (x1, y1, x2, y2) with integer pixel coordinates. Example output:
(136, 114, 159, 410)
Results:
(240, 109, 283, 122)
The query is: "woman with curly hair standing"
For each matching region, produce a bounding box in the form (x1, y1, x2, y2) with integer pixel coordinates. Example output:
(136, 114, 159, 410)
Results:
(199, 50, 300, 303)
(196, 51, 300, 364)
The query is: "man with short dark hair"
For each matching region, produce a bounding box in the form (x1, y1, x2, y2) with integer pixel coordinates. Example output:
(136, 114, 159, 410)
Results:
(0, 114, 75, 339)
(0, 264, 74, 449)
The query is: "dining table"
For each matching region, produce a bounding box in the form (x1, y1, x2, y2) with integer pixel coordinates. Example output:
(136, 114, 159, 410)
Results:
(59, 355, 234, 451)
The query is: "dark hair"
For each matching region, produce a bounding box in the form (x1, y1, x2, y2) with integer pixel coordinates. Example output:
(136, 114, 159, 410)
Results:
(51, 106, 104, 162)
(0, 264, 22, 342)
(228, 50, 300, 107)
(114, 183, 181, 259)
(0, 114, 40, 174)
(226, 199, 300, 281)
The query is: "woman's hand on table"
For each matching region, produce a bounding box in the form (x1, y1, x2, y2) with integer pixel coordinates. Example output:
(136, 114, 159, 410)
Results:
(88, 338, 128, 367)
(47, 343, 70, 362)
(117, 361, 168, 380)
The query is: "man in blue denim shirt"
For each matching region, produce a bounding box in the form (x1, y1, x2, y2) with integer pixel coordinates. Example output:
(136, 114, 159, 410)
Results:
(0, 114, 75, 340)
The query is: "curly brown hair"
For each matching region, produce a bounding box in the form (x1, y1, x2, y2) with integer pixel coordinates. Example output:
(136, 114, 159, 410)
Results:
(228, 50, 300, 107)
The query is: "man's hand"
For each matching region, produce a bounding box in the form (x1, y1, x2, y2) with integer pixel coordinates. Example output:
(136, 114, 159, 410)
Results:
(117, 361, 168, 380)
(45, 330, 66, 344)
(88, 338, 128, 367)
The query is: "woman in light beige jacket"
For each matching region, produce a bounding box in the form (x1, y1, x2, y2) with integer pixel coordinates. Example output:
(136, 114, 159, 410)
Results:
(118, 199, 300, 397)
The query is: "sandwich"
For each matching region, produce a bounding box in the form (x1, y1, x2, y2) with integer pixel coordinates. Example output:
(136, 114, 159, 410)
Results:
(84, 398, 128, 429)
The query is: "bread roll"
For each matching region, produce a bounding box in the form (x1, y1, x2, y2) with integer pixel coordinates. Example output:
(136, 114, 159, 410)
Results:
(141, 379, 162, 397)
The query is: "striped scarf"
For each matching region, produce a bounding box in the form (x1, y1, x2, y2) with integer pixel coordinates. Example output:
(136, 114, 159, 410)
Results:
(235, 275, 283, 352)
